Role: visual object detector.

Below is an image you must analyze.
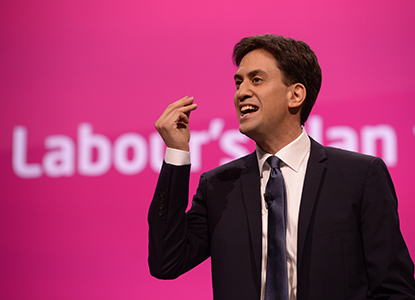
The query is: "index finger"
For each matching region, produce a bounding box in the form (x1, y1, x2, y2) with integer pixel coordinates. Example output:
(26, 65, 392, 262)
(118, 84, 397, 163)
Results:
(169, 96, 198, 115)
(168, 96, 195, 109)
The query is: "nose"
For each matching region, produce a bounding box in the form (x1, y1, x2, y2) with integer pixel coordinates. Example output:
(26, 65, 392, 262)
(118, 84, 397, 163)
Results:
(235, 82, 252, 102)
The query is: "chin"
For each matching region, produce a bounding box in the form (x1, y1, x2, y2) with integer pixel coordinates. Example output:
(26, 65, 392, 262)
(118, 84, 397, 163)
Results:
(239, 125, 255, 140)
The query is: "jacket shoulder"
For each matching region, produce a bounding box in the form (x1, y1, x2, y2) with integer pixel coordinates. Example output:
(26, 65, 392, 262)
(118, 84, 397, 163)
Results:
(311, 138, 381, 165)
(202, 152, 257, 180)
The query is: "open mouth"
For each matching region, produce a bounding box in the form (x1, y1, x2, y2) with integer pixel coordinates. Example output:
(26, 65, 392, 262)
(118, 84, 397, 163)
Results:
(240, 105, 259, 117)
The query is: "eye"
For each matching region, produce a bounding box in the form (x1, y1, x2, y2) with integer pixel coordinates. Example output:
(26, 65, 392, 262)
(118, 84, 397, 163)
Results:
(252, 77, 262, 84)
(235, 80, 242, 89)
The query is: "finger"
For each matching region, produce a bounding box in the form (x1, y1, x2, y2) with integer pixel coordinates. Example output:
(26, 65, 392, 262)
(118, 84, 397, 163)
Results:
(178, 101, 199, 122)
(164, 103, 196, 124)
(165, 96, 195, 113)
(155, 97, 197, 134)
(176, 111, 190, 124)
(181, 103, 198, 116)
(163, 104, 197, 126)
(155, 110, 188, 132)
(159, 97, 196, 122)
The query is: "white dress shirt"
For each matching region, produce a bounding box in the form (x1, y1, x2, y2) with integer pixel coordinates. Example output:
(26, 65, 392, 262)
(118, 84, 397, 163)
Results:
(257, 129, 310, 300)
(164, 129, 310, 300)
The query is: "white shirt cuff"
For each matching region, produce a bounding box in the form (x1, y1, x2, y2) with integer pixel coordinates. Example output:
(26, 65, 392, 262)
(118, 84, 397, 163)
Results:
(165, 147, 191, 166)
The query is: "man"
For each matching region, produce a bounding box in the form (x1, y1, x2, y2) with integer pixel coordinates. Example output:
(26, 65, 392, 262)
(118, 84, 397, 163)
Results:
(148, 34, 415, 299)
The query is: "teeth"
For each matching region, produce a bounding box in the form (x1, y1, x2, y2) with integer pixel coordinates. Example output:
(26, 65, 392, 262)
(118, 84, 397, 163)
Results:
(241, 105, 258, 113)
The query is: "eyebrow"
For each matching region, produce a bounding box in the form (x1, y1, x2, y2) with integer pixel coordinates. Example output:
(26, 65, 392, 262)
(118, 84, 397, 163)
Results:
(234, 69, 267, 81)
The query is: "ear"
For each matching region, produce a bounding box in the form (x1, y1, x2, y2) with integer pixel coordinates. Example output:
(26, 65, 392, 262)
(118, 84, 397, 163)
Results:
(288, 83, 306, 109)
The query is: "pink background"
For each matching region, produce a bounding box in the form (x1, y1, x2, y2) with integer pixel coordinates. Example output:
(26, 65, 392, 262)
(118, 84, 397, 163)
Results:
(1, 0, 414, 299)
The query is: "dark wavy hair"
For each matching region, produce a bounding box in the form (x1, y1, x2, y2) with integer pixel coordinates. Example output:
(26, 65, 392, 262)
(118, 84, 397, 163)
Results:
(232, 34, 322, 125)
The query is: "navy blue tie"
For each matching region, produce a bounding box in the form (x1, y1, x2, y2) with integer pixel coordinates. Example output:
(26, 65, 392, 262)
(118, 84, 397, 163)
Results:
(264, 156, 288, 300)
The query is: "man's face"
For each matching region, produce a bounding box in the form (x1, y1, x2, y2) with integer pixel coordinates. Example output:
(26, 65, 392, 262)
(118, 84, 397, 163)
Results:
(234, 49, 292, 144)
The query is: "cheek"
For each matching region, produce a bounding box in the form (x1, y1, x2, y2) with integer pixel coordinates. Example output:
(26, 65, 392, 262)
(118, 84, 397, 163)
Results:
(233, 95, 239, 110)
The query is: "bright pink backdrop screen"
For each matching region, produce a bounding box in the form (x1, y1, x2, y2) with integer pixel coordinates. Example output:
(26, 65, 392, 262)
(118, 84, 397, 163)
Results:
(1, 1, 415, 299)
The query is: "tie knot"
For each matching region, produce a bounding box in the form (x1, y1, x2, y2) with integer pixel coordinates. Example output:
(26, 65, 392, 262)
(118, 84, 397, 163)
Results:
(266, 156, 281, 170)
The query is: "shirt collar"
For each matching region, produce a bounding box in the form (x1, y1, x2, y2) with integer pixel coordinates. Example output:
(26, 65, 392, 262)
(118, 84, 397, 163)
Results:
(256, 129, 311, 177)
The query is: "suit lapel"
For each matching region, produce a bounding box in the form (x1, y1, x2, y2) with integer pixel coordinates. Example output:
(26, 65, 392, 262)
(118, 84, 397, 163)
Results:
(297, 139, 327, 271)
(240, 152, 262, 285)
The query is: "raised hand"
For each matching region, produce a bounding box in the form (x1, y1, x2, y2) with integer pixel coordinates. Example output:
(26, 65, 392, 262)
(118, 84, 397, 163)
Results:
(155, 96, 198, 151)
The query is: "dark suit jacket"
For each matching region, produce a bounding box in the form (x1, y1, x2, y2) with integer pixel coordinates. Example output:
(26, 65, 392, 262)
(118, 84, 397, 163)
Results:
(148, 139, 415, 299)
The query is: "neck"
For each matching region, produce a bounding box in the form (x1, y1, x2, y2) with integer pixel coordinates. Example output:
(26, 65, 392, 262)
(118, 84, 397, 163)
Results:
(256, 126, 302, 154)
